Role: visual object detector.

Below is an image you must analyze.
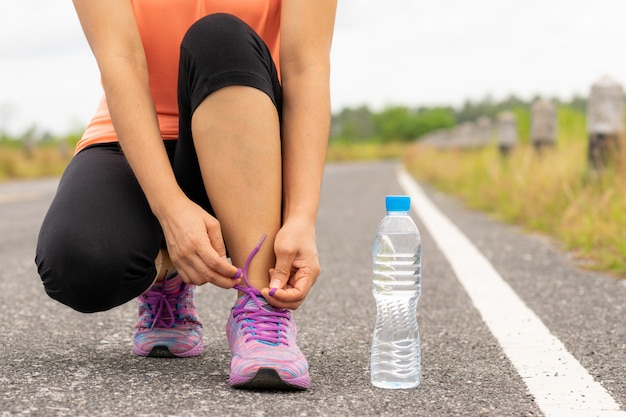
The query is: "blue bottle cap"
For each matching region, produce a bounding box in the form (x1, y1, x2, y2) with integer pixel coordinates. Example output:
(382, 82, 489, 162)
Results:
(386, 195, 410, 212)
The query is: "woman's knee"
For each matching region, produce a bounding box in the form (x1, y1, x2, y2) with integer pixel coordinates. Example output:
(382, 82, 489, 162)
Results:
(181, 13, 272, 75)
(36, 227, 156, 313)
(183, 13, 253, 50)
(34, 145, 162, 313)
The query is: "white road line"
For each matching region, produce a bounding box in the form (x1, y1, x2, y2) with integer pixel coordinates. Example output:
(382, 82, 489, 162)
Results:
(397, 167, 625, 417)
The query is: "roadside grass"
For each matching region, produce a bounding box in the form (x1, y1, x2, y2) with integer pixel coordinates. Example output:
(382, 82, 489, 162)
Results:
(0, 145, 71, 181)
(404, 139, 626, 278)
(326, 140, 406, 161)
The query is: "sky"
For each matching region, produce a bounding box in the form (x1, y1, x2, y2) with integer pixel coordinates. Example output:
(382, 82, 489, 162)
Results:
(1, 0, 626, 136)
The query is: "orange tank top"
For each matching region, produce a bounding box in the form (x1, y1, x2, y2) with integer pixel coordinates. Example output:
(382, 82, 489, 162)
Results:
(76, 0, 281, 154)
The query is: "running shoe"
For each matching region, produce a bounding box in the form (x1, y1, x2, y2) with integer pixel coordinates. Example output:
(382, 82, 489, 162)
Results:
(133, 273, 203, 358)
(227, 235, 310, 390)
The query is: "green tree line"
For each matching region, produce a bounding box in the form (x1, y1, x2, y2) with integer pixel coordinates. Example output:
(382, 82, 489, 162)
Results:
(331, 94, 589, 143)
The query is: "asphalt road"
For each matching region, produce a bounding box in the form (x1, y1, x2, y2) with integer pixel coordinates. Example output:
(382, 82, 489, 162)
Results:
(1, 161, 624, 417)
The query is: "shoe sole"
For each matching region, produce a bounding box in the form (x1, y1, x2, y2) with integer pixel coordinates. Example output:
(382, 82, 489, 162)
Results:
(134, 339, 204, 358)
(147, 346, 177, 358)
(230, 368, 309, 391)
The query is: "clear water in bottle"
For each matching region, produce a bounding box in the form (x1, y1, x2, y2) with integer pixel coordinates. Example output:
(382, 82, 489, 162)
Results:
(371, 195, 422, 389)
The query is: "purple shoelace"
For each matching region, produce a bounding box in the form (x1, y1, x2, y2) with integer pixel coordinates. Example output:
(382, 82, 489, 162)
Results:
(232, 234, 291, 346)
(139, 276, 187, 329)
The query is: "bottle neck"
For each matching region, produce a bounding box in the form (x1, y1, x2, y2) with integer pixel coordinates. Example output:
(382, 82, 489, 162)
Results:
(386, 210, 410, 216)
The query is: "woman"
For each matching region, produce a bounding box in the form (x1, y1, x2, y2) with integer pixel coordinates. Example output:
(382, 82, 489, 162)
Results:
(35, 0, 337, 391)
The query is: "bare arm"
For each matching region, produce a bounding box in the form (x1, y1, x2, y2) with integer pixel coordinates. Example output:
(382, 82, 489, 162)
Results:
(265, 0, 337, 308)
(280, 0, 337, 224)
(72, 0, 238, 286)
(73, 0, 178, 213)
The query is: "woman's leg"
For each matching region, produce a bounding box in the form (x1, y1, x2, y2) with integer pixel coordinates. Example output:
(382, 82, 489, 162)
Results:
(174, 14, 309, 389)
(175, 14, 283, 289)
(193, 86, 282, 288)
(35, 143, 165, 313)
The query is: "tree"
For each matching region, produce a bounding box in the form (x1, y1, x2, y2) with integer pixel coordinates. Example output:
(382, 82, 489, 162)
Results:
(373, 106, 455, 142)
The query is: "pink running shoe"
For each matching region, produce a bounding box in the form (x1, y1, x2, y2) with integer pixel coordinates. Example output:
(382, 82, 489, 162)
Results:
(227, 236, 310, 390)
(133, 273, 203, 358)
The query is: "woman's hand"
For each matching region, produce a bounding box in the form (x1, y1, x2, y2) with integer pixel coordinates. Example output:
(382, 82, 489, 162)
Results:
(262, 219, 321, 309)
(158, 195, 240, 288)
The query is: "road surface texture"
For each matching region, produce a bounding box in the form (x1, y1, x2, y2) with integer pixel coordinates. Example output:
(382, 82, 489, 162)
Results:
(1, 161, 624, 417)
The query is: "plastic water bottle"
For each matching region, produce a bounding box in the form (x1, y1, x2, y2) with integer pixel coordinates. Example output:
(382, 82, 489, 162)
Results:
(370, 195, 422, 389)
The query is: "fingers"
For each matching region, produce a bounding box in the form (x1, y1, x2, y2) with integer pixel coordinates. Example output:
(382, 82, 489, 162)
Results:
(157, 195, 247, 289)
(268, 249, 296, 291)
(171, 243, 240, 288)
(264, 246, 301, 308)
(263, 264, 319, 310)
(262, 228, 321, 309)
(176, 253, 240, 289)
(206, 219, 228, 259)
(164, 211, 239, 288)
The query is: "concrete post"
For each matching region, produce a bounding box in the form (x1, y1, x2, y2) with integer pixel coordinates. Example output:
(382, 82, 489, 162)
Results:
(587, 76, 624, 170)
(531, 98, 557, 151)
(498, 111, 518, 155)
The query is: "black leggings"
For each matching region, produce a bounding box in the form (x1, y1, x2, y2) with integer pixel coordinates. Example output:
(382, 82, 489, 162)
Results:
(35, 13, 282, 313)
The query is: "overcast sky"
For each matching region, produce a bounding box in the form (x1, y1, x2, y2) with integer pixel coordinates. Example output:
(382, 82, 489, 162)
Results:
(1, 1, 626, 135)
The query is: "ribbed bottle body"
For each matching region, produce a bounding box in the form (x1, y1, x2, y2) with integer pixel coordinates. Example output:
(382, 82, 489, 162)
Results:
(371, 212, 422, 389)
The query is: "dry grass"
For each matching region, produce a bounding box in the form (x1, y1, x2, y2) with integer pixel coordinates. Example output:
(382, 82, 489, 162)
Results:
(0, 145, 71, 181)
(404, 140, 626, 277)
(326, 141, 406, 162)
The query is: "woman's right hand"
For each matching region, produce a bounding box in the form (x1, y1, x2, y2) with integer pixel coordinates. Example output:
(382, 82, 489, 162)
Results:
(157, 195, 240, 288)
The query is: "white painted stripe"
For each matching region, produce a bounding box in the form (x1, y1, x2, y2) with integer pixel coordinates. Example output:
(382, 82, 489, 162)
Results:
(396, 167, 625, 417)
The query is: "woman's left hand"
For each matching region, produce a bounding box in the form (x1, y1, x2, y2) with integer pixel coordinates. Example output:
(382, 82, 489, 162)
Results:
(261, 219, 320, 310)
